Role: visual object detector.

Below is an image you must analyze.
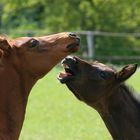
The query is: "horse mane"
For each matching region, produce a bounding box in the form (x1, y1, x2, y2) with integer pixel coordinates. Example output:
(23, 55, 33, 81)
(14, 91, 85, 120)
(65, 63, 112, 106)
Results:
(120, 84, 140, 109)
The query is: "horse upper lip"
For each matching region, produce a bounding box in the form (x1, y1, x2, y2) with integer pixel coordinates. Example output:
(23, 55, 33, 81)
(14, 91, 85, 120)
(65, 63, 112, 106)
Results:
(61, 56, 77, 65)
(61, 56, 77, 75)
(75, 37, 80, 44)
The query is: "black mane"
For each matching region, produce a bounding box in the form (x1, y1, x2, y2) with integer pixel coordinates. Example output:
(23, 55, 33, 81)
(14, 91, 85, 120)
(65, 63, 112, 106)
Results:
(120, 84, 140, 109)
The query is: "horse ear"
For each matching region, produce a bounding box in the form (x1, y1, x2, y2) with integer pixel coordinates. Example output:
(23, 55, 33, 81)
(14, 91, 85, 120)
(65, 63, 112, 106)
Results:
(115, 64, 137, 83)
(0, 37, 11, 51)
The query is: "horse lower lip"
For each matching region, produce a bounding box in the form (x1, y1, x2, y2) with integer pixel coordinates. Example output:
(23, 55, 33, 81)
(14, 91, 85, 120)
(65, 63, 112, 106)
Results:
(67, 43, 78, 49)
(58, 74, 74, 84)
(67, 44, 79, 53)
(76, 37, 80, 44)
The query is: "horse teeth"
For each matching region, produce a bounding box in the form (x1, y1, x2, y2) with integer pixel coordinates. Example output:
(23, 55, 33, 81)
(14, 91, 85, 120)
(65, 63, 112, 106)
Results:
(63, 64, 69, 69)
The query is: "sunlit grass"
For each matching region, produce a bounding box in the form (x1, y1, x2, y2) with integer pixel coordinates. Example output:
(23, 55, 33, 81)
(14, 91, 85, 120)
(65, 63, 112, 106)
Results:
(20, 67, 140, 140)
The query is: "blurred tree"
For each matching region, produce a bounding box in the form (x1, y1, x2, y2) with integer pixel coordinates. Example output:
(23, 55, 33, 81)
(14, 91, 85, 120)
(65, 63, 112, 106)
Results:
(1, 0, 140, 33)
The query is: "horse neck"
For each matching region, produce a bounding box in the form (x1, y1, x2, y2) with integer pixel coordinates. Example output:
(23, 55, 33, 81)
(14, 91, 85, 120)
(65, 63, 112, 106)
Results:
(94, 84, 140, 140)
(0, 64, 37, 140)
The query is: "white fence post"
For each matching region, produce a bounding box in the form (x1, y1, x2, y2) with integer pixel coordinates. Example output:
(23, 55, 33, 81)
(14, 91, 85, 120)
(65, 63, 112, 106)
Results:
(86, 31, 95, 60)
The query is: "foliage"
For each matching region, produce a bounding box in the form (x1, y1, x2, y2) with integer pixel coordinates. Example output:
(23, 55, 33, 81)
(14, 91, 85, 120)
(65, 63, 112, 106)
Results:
(1, 0, 140, 32)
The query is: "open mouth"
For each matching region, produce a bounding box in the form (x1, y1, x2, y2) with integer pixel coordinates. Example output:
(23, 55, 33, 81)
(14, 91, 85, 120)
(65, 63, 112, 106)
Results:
(57, 56, 77, 83)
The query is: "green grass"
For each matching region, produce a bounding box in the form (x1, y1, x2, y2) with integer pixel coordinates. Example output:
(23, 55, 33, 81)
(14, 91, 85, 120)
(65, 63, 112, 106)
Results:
(19, 67, 140, 140)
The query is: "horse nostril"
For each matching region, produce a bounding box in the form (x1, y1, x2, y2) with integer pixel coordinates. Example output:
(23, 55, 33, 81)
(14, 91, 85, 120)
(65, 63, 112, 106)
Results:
(69, 32, 77, 38)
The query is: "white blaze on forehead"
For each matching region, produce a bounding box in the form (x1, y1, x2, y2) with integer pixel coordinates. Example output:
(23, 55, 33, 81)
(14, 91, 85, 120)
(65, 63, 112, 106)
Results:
(93, 63, 114, 72)
(97, 62, 106, 67)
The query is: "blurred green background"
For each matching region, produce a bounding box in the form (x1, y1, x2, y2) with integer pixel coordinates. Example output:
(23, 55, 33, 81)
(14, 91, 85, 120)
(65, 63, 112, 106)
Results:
(1, 0, 140, 33)
(1, 0, 140, 139)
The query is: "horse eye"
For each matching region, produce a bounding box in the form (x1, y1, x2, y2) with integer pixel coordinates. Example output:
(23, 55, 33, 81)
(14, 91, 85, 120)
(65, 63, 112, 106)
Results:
(100, 71, 107, 79)
(29, 39, 39, 48)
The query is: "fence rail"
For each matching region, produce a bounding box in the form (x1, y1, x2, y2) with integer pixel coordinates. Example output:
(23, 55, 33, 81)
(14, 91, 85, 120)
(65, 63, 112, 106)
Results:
(1, 30, 140, 63)
(75, 31, 140, 61)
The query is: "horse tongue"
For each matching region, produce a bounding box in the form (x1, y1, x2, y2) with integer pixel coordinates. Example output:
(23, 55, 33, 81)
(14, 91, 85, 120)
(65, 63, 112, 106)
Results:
(59, 71, 72, 78)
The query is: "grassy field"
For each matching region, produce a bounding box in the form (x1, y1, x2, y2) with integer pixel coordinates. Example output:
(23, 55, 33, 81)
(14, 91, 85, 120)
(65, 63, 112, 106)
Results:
(19, 67, 140, 140)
